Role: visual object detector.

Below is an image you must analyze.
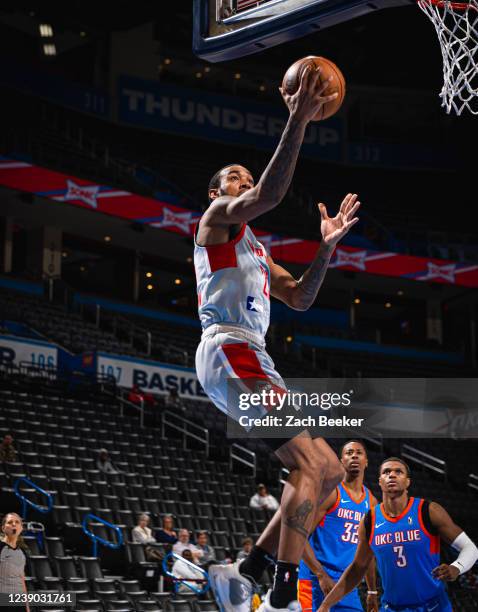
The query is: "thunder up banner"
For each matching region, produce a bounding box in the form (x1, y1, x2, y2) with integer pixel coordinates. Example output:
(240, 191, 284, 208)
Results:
(0, 156, 477, 287)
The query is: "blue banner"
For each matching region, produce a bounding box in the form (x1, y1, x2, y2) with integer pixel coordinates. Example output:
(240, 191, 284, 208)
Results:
(0, 58, 108, 117)
(118, 75, 343, 162)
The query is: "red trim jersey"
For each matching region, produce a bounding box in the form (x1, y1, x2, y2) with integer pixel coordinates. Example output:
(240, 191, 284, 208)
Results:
(299, 482, 372, 579)
(194, 223, 271, 338)
(369, 497, 446, 607)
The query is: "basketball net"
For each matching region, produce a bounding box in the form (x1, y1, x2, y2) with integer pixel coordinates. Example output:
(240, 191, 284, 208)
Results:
(418, 0, 478, 114)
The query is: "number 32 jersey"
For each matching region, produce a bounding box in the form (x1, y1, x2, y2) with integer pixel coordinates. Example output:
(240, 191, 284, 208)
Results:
(194, 223, 271, 338)
(300, 482, 373, 579)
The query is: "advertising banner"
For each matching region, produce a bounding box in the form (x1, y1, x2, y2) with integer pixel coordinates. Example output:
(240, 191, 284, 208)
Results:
(0, 335, 57, 369)
(96, 352, 207, 401)
(1, 157, 477, 287)
(118, 75, 343, 162)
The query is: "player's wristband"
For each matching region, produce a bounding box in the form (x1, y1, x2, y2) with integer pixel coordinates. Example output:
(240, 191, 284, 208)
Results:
(367, 591, 378, 595)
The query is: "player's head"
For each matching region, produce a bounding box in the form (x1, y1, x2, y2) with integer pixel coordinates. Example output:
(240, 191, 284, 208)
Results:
(340, 439, 368, 477)
(379, 457, 411, 497)
(207, 164, 254, 204)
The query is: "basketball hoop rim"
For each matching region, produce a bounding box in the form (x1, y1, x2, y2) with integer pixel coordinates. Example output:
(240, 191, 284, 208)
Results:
(417, 0, 476, 10)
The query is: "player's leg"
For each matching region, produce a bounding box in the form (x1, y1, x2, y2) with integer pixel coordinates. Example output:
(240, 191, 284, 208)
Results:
(254, 438, 344, 555)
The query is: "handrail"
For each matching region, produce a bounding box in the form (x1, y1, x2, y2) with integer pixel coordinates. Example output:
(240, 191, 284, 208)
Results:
(82, 513, 124, 557)
(118, 389, 145, 428)
(468, 473, 478, 492)
(401, 444, 447, 480)
(14, 477, 54, 519)
(230, 443, 256, 478)
(162, 410, 209, 456)
(162, 552, 209, 595)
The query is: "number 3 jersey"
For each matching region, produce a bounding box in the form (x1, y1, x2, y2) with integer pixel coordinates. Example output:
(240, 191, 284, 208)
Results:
(299, 482, 373, 580)
(367, 497, 447, 607)
(194, 223, 271, 339)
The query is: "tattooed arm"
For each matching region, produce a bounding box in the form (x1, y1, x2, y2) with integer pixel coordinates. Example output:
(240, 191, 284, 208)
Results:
(204, 67, 338, 226)
(270, 193, 361, 311)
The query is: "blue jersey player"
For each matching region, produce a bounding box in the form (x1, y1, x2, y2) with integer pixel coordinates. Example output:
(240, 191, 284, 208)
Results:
(298, 440, 378, 612)
(318, 457, 478, 612)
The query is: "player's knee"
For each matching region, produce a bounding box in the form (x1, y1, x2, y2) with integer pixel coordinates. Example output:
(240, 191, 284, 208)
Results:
(297, 450, 329, 481)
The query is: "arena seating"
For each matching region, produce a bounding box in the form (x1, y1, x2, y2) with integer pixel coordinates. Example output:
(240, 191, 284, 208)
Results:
(0, 366, 476, 610)
(0, 285, 466, 379)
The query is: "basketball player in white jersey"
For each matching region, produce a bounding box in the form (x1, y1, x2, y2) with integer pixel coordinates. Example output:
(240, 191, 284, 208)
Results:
(194, 65, 361, 612)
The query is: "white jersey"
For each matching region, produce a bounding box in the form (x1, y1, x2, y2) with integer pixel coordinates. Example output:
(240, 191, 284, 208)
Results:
(194, 223, 271, 338)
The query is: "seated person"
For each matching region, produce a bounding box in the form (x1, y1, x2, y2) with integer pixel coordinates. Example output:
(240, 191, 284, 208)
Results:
(131, 514, 164, 562)
(195, 531, 216, 567)
(156, 515, 178, 545)
(249, 483, 279, 512)
(173, 528, 203, 564)
(172, 549, 206, 594)
(96, 448, 120, 475)
(237, 536, 254, 561)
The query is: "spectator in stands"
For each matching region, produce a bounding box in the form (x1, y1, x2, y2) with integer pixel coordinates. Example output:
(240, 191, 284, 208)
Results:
(249, 483, 279, 512)
(165, 387, 183, 410)
(172, 549, 206, 594)
(195, 531, 216, 567)
(0, 434, 17, 463)
(173, 528, 203, 564)
(132, 514, 164, 562)
(128, 384, 157, 409)
(156, 515, 178, 545)
(237, 537, 254, 561)
(96, 448, 120, 475)
(0, 512, 29, 612)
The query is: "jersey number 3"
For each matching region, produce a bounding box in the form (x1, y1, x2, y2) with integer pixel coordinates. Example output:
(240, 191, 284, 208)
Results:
(393, 545, 407, 567)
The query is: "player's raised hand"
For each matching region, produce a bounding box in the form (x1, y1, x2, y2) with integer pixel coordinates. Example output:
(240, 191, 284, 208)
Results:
(319, 193, 360, 247)
(432, 563, 460, 581)
(280, 65, 338, 123)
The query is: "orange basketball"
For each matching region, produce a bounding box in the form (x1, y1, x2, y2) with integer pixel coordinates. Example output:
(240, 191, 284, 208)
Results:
(282, 56, 346, 121)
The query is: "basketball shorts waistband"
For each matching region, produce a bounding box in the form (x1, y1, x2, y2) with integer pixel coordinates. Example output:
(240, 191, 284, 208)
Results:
(201, 323, 266, 348)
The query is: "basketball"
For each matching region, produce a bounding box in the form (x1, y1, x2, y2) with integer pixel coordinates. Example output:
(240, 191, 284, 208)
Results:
(281, 56, 346, 120)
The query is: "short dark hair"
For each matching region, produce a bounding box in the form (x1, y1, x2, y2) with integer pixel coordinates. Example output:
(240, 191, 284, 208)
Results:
(339, 439, 367, 457)
(379, 457, 411, 478)
(207, 164, 243, 203)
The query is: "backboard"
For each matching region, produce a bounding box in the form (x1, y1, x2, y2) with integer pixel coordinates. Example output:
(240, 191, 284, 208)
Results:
(193, 0, 414, 62)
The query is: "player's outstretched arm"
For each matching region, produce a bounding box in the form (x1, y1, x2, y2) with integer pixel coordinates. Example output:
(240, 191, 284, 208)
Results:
(317, 520, 374, 612)
(269, 193, 360, 310)
(205, 66, 338, 226)
(429, 502, 478, 581)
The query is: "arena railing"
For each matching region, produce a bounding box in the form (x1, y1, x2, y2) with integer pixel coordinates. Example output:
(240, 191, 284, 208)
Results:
(162, 552, 210, 595)
(468, 474, 478, 492)
(230, 443, 256, 478)
(82, 513, 124, 557)
(162, 410, 209, 456)
(117, 389, 145, 428)
(13, 477, 54, 519)
(401, 443, 447, 481)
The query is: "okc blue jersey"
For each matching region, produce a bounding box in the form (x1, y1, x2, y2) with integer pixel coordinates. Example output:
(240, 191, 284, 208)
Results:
(299, 482, 372, 579)
(370, 497, 448, 608)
